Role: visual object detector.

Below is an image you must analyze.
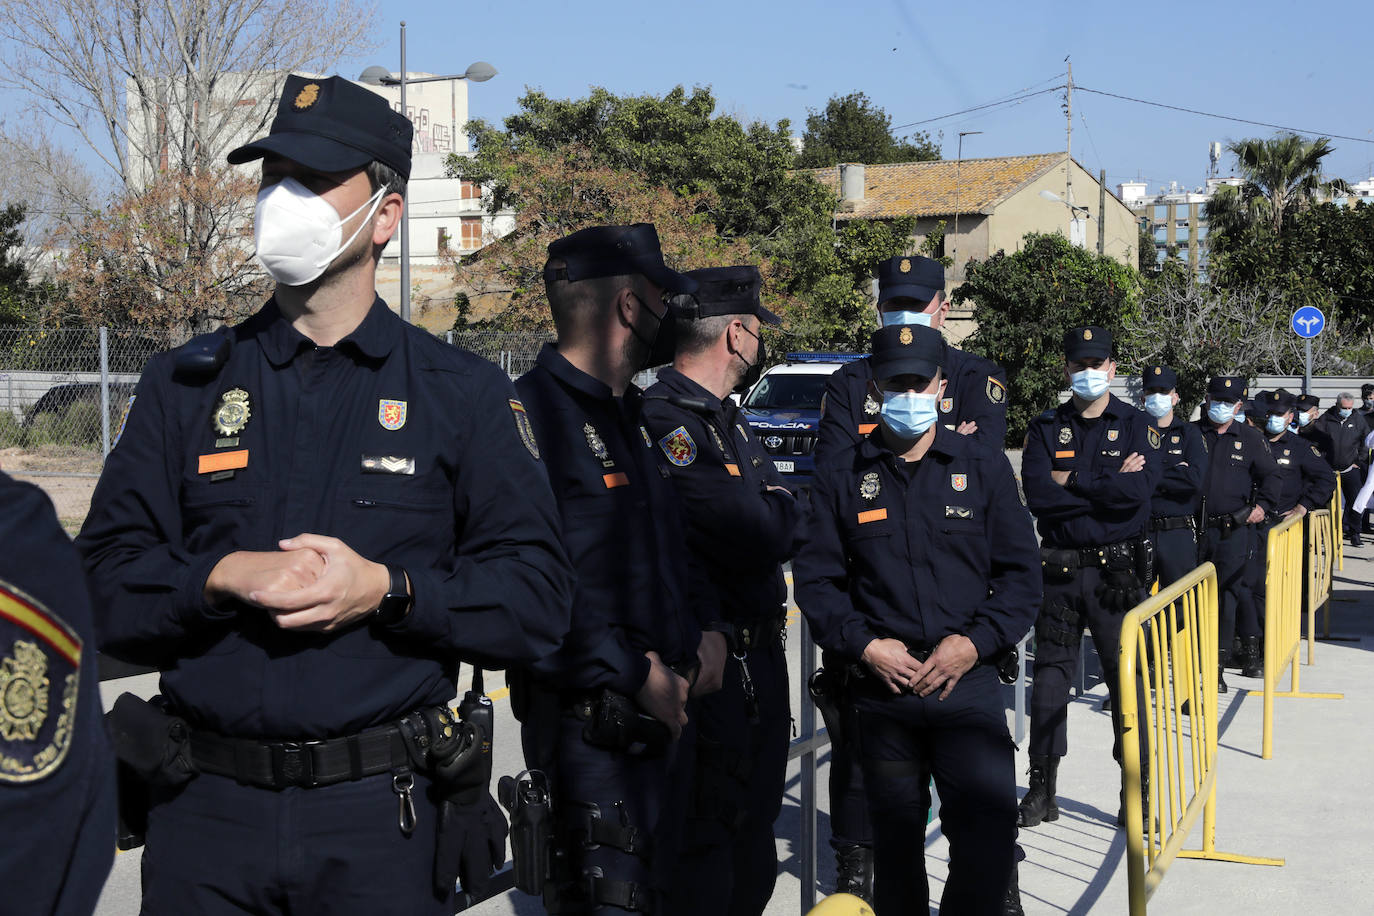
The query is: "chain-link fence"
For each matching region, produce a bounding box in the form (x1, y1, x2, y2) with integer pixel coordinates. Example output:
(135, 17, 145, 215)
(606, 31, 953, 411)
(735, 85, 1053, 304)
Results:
(446, 329, 553, 378)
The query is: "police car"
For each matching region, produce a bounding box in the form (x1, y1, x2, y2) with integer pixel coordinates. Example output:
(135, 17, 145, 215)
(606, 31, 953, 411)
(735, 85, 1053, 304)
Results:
(739, 353, 863, 488)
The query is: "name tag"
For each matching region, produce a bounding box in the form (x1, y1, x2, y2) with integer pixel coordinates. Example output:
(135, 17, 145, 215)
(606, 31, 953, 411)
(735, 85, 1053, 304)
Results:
(857, 508, 888, 524)
(603, 472, 629, 489)
(198, 450, 248, 474)
(1054, 450, 1075, 459)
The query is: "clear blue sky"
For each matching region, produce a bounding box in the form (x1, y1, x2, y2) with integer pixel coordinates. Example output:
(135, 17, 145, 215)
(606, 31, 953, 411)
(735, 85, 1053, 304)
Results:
(336, 0, 1374, 193)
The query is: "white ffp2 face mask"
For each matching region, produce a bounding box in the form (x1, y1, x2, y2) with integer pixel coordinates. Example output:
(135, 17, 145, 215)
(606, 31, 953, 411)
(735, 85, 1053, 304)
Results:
(253, 177, 386, 286)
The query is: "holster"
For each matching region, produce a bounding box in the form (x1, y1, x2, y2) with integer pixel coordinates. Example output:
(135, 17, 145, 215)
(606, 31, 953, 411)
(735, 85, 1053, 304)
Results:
(577, 690, 672, 759)
(807, 666, 849, 746)
(1134, 536, 1156, 586)
(105, 693, 199, 850)
(991, 645, 1020, 685)
(499, 770, 553, 896)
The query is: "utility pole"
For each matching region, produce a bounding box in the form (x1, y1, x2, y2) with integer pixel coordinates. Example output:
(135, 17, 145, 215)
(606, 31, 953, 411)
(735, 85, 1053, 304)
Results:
(1064, 58, 1073, 210)
(954, 130, 982, 281)
(1098, 168, 1107, 255)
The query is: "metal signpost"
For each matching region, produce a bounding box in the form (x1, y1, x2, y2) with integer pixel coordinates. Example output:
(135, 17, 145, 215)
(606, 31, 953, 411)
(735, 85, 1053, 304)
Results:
(1291, 305, 1325, 393)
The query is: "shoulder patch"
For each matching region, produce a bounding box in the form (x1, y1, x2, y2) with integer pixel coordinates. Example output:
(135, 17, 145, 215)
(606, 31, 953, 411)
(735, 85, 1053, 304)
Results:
(986, 376, 1006, 405)
(1311, 445, 1322, 458)
(509, 399, 539, 460)
(658, 426, 697, 466)
(1147, 427, 1161, 449)
(0, 579, 81, 784)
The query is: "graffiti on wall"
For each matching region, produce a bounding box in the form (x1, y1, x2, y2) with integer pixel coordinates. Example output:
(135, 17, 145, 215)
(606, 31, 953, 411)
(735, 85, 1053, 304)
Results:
(391, 103, 457, 154)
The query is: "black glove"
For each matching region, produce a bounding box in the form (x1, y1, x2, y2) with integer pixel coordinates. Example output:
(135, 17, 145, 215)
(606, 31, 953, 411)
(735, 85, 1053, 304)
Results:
(1097, 568, 1143, 613)
(440, 791, 509, 898)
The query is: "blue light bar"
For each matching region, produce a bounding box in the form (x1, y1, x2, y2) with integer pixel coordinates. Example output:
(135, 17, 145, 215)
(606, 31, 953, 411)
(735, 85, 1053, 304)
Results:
(785, 352, 866, 364)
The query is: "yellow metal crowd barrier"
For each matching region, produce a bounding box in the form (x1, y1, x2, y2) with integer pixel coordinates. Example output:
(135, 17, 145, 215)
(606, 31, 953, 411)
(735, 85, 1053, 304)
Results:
(1118, 563, 1282, 915)
(1247, 514, 1343, 760)
(1304, 509, 1335, 665)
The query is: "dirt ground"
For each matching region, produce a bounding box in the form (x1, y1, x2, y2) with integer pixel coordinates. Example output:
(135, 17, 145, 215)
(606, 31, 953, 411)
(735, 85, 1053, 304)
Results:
(1, 446, 103, 534)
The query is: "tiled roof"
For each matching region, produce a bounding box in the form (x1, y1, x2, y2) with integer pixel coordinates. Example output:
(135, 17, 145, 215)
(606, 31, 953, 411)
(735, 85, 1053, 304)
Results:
(805, 153, 1066, 219)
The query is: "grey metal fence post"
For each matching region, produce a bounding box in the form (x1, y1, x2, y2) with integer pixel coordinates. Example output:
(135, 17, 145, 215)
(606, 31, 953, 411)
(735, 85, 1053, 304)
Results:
(799, 615, 817, 914)
(445, 330, 454, 345)
(1015, 634, 1028, 745)
(99, 327, 111, 456)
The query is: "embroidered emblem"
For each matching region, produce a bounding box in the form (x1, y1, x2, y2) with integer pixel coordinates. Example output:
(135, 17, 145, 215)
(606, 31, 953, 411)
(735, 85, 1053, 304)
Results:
(986, 377, 1006, 404)
(1234, 441, 1243, 451)
(113, 394, 136, 448)
(213, 388, 251, 437)
(658, 427, 697, 466)
(0, 580, 80, 784)
(510, 400, 539, 460)
(361, 455, 416, 475)
(1283, 449, 1290, 457)
(860, 472, 881, 500)
(1311, 445, 1322, 457)
(1171, 435, 1180, 444)
(1147, 427, 1161, 449)
(1059, 426, 1073, 445)
(863, 394, 880, 416)
(899, 327, 913, 345)
(293, 83, 321, 110)
(940, 397, 953, 413)
(899, 258, 911, 273)
(640, 426, 652, 448)
(1107, 429, 1120, 442)
(951, 473, 968, 492)
(378, 399, 407, 431)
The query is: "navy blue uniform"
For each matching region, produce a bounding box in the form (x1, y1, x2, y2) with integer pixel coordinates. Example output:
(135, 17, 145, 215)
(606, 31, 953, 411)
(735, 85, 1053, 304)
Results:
(797, 427, 1039, 914)
(0, 473, 116, 915)
(642, 367, 799, 916)
(1195, 418, 1281, 659)
(1304, 407, 1363, 539)
(515, 344, 701, 914)
(1022, 395, 1162, 760)
(1149, 417, 1209, 587)
(77, 299, 572, 913)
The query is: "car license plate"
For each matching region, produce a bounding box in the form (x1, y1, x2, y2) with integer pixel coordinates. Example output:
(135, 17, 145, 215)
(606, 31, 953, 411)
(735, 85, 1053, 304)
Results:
(774, 460, 795, 473)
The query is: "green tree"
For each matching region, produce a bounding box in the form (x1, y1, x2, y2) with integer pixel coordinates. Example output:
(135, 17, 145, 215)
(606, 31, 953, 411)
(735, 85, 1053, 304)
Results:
(0, 203, 36, 326)
(955, 233, 1142, 445)
(796, 92, 940, 168)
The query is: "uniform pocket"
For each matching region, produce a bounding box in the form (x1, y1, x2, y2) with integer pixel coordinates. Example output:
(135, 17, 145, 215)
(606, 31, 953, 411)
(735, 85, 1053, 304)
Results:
(180, 481, 268, 553)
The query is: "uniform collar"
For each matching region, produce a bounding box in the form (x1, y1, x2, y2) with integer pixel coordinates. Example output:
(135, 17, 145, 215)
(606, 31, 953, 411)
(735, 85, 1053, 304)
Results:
(257, 296, 401, 367)
(653, 367, 724, 413)
(858, 423, 966, 464)
(535, 343, 642, 402)
(1061, 393, 1130, 420)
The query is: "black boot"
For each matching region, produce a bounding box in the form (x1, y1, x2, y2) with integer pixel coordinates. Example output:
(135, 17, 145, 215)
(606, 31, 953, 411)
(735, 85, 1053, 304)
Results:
(834, 844, 873, 903)
(1241, 636, 1263, 678)
(1228, 636, 1243, 669)
(1017, 755, 1059, 827)
(1217, 651, 1229, 694)
(1118, 769, 1152, 829)
(1003, 858, 1024, 916)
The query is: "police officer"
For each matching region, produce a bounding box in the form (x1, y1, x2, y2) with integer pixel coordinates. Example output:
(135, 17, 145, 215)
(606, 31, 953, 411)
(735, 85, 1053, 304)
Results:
(1240, 390, 1335, 677)
(1193, 377, 1280, 693)
(77, 75, 574, 914)
(1140, 365, 1209, 587)
(1293, 393, 1320, 434)
(1017, 327, 1161, 830)
(810, 254, 1008, 895)
(797, 323, 1039, 916)
(514, 224, 716, 914)
(1305, 392, 1364, 545)
(640, 266, 799, 916)
(0, 471, 115, 914)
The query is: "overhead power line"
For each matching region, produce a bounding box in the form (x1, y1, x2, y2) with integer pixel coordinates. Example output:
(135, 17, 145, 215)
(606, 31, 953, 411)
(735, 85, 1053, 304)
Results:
(1075, 86, 1374, 146)
(890, 86, 1064, 132)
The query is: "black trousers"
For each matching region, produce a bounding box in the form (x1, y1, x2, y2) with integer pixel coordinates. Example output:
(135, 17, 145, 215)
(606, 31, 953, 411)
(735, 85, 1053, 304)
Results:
(818, 649, 872, 852)
(1240, 521, 1273, 642)
(665, 641, 790, 916)
(1340, 467, 1362, 537)
(140, 770, 451, 915)
(1202, 525, 1251, 657)
(856, 665, 1016, 916)
(1153, 526, 1200, 589)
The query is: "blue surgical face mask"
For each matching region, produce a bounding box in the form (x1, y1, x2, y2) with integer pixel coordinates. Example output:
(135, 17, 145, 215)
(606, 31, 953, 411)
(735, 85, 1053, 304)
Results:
(1265, 415, 1287, 435)
(1339, 407, 1353, 419)
(880, 391, 940, 439)
(1144, 393, 1173, 419)
(1070, 368, 1110, 400)
(1297, 412, 1312, 427)
(1207, 401, 1235, 424)
(880, 309, 932, 328)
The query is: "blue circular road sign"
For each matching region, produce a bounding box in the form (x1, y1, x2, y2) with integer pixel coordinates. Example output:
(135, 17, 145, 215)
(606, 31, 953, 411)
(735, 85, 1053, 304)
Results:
(1291, 306, 1325, 339)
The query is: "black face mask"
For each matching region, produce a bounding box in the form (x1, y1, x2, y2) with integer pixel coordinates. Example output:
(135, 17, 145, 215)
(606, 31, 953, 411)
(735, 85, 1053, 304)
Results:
(630, 293, 678, 369)
(733, 324, 766, 394)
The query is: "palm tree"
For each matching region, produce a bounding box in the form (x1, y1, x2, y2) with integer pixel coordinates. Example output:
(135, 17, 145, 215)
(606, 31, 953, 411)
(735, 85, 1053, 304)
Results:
(1205, 133, 1351, 239)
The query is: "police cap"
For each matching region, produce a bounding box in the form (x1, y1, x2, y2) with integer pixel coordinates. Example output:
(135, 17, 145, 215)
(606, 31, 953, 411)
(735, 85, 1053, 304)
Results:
(679, 266, 780, 325)
(870, 324, 943, 381)
(1142, 364, 1177, 391)
(1296, 393, 1320, 411)
(1207, 376, 1247, 401)
(876, 255, 944, 305)
(1259, 389, 1295, 414)
(228, 75, 413, 180)
(544, 224, 697, 295)
(1064, 326, 1112, 361)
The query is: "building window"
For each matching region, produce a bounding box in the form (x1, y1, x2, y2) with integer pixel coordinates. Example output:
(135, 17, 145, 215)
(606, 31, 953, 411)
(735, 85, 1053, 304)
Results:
(459, 217, 482, 249)
(460, 180, 481, 201)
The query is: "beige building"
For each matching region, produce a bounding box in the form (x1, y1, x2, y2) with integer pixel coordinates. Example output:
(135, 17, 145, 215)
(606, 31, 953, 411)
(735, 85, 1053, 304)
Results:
(806, 154, 1139, 341)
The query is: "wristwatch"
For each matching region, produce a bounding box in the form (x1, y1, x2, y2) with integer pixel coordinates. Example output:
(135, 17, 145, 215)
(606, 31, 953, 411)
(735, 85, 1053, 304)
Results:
(373, 563, 412, 626)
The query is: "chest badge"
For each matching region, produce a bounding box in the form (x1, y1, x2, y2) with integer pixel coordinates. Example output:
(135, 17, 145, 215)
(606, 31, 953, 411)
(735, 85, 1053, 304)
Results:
(1171, 434, 1180, 444)
(583, 423, 615, 468)
(1107, 429, 1120, 442)
(1059, 426, 1072, 445)
(951, 473, 968, 492)
(860, 471, 881, 500)
(863, 394, 880, 416)
(940, 397, 953, 414)
(378, 399, 407, 431)
(213, 388, 251, 437)
(658, 426, 697, 466)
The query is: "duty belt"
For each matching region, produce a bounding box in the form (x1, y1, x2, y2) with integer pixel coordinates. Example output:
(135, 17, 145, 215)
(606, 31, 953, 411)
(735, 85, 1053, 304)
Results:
(1040, 536, 1140, 571)
(1151, 514, 1195, 532)
(1206, 512, 1246, 531)
(735, 615, 785, 651)
(191, 721, 411, 790)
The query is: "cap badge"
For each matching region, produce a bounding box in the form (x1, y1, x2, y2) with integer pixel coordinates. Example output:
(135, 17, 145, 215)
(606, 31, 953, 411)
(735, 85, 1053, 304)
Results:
(583, 422, 613, 466)
(899, 327, 913, 345)
(1154, 367, 1162, 375)
(951, 473, 967, 492)
(213, 388, 251, 437)
(1224, 380, 1232, 388)
(293, 83, 321, 111)
(1083, 329, 1093, 341)
(378, 399, 407, 431)
(860, 472, 881, 500)
(899, 258, 911, 273)
(1059, 426, 1073, 444)
(863, 394, 880, 416)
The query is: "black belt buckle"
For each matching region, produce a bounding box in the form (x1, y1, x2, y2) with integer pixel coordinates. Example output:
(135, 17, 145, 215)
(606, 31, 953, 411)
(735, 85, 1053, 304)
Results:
(269, 739, 324, 788)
